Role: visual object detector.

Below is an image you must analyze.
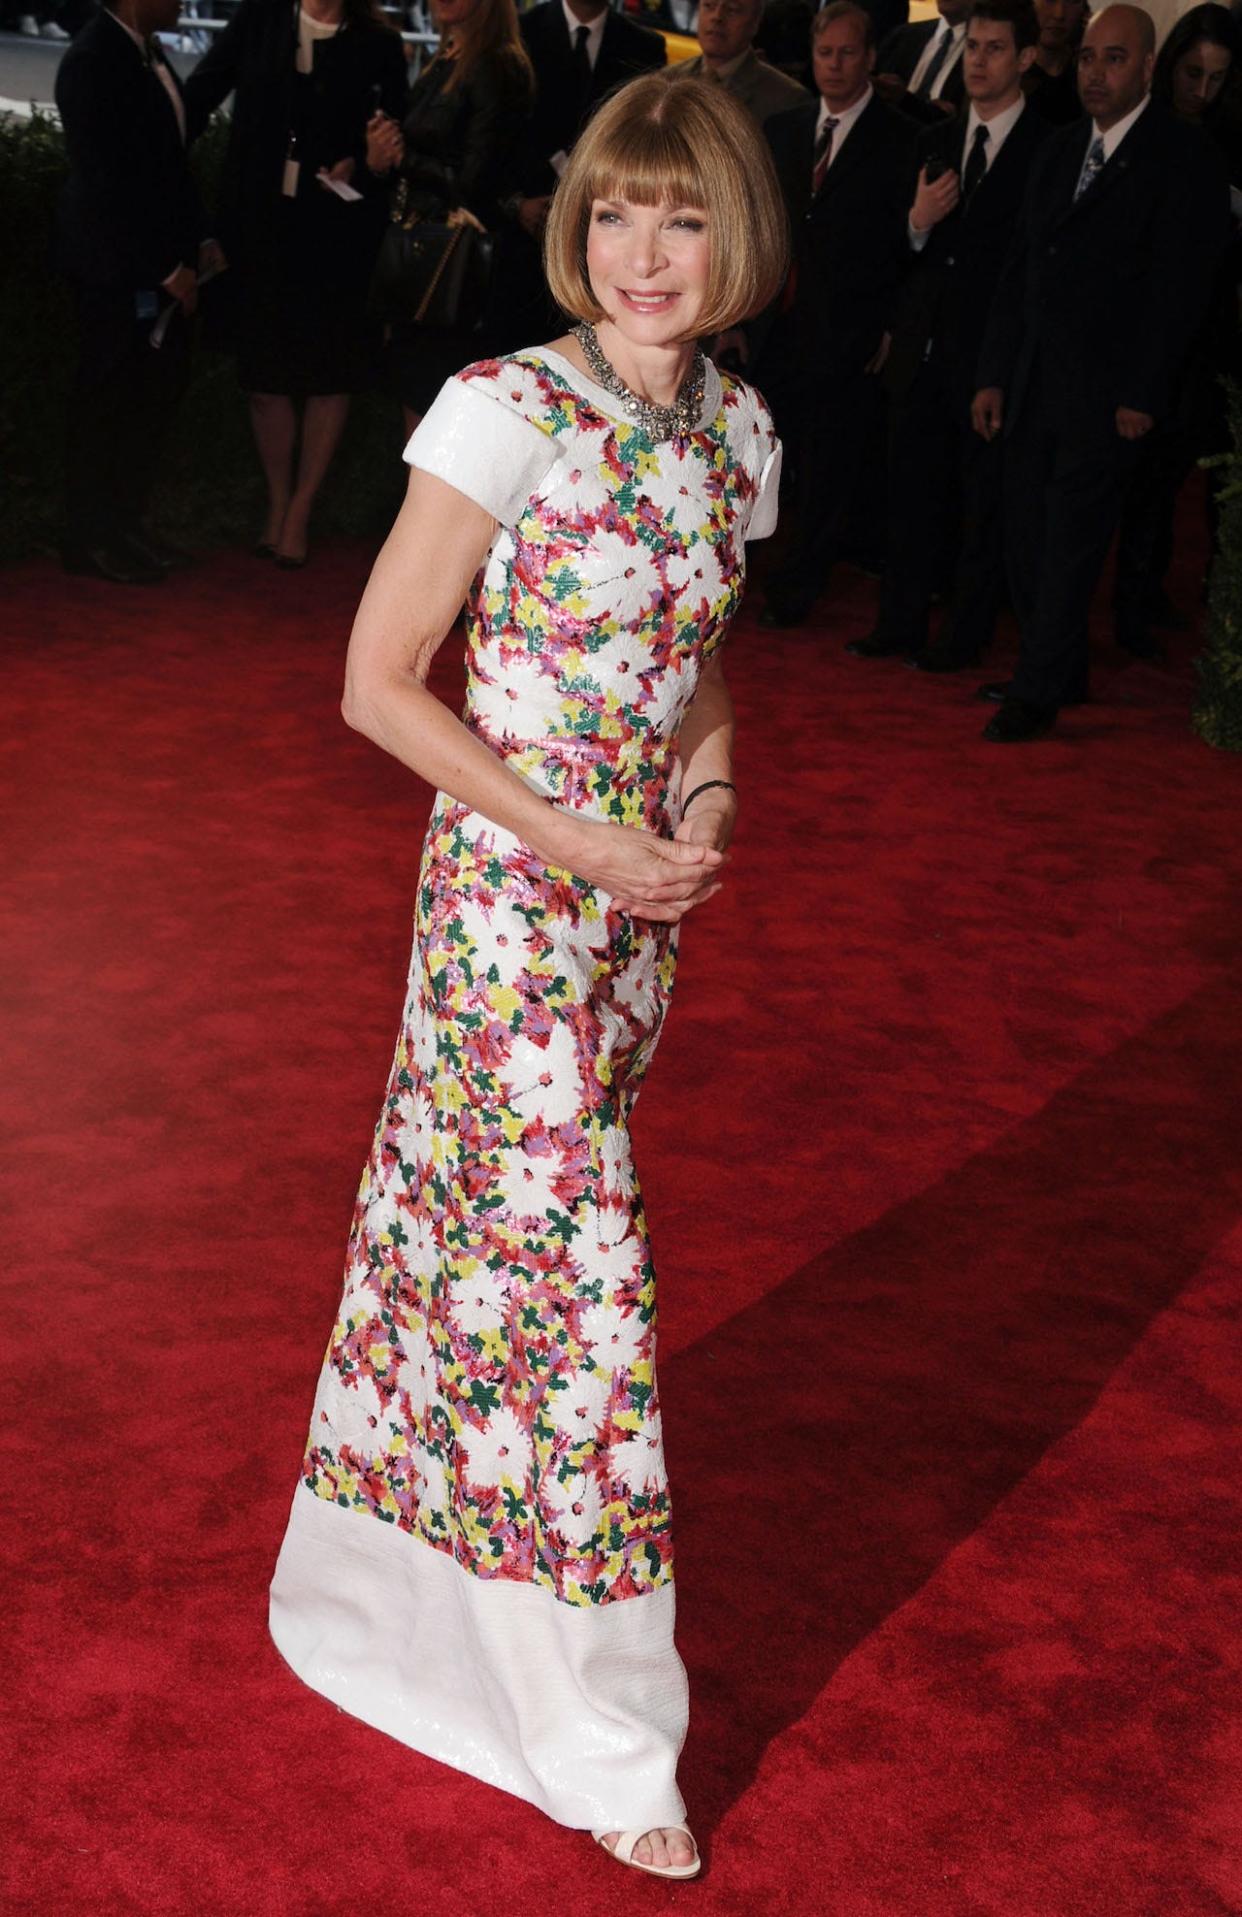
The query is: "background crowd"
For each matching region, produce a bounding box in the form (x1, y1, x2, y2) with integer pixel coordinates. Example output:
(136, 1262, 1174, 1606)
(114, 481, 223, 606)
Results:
(46, 0, 1242, 739)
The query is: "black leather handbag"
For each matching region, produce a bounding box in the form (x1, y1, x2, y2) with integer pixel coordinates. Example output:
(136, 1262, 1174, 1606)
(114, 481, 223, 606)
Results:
(375, 180, 494, 329)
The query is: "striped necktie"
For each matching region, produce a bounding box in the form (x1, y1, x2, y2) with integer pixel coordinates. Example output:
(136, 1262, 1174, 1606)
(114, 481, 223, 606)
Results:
(812, 117, 839, 195)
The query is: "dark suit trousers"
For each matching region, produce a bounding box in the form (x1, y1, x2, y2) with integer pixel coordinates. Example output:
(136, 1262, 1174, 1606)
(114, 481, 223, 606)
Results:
(65, 285, 190, 552)
(878, 355, 1004, 656)
(763, 331, 880, 608)
(1004, 358, 1137, 710)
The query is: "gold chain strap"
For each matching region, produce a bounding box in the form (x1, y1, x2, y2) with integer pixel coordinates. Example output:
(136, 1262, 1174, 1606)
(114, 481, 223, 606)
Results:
(414, 223, 465, 324)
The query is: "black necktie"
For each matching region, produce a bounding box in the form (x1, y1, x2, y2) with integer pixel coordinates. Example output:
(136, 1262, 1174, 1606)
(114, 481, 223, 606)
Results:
(572, 22, 591, 102)
(915, 25, 953, 100)
(962, 122, 989, 199)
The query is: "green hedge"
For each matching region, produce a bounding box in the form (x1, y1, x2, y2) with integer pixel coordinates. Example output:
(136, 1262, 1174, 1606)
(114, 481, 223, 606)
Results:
(0, 108, 405, 565)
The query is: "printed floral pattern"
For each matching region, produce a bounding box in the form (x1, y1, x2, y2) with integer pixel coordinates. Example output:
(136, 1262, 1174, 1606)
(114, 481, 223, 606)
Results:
(302, 354, 777, 1607)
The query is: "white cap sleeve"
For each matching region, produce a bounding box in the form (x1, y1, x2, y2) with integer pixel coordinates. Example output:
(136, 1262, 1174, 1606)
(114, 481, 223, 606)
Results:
(403, 375, 564, 526)
(746, 443, 783, 542)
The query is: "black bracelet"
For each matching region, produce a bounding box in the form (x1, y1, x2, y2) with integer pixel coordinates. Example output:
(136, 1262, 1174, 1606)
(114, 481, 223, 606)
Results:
(681, 779, 736, 815)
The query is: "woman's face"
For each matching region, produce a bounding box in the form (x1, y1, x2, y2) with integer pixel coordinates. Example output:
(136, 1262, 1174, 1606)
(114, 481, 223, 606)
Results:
(585, 198, 711, 349)
(1171, 38, 1232, 117)
(1035, 0, 1086, 52)
(432, 0, 482, 31)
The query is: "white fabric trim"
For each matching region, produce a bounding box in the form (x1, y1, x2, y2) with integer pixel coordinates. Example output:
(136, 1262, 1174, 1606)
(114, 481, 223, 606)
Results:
(404, 377, 566, 526)
(747, 444, 782, 541)
(270, 1487, 689, 1831)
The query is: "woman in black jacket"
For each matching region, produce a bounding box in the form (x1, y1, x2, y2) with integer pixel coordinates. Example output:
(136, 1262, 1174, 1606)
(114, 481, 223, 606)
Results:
(365, 0, 533, 430)
(185, 0, 407, 566)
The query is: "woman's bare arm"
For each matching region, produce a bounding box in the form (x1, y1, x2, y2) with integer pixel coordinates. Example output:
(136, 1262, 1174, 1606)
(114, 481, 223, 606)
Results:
(343, 468, 723, 916)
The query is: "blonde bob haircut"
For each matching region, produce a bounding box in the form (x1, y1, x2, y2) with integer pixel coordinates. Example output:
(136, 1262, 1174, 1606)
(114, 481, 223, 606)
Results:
(543, 74, 789, 338)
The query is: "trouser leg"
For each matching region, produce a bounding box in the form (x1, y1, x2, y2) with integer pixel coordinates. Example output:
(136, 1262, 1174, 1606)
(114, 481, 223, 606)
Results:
(938, 422, 1005, 661)
(1009, 426, 1134, 711)
(877, 362, 959, 650)
(65, 288, 189, 550)
(116, 306, 190, 534)
(1113, 422, 1181, 639)
(65, 288, 137, 551)
(768, 369, 872, 613)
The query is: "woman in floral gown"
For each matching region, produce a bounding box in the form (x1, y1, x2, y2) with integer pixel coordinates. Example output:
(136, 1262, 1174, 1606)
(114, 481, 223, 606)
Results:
(270, 73, 787, 1881)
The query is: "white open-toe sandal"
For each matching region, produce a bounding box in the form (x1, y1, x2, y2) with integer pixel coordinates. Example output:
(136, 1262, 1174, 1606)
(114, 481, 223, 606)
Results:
(593, 1827, 701, 1880)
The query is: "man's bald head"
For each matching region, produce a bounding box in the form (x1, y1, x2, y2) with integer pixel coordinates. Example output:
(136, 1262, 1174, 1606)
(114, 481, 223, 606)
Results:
(1088, 4, 1156, 56)
(1078, 2, 1155, 128)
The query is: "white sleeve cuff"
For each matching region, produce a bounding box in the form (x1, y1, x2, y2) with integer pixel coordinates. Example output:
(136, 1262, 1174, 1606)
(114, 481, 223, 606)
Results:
(747, 444, 783, 542)
(404, 375, 564, 526)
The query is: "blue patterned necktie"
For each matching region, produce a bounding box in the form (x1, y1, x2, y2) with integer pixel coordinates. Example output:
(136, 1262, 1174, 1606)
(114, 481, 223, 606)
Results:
(1075, 135, 1106, 201)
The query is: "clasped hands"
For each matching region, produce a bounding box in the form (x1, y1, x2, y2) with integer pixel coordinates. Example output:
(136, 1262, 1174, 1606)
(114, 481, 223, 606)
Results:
(557, 801, 735, 924)
(366, 111, 405, 173)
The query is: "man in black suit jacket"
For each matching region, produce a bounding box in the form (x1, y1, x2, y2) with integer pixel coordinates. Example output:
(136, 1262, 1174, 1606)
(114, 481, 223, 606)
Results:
(973, 3, 1230, 740)
(517, 0, 667, 212)
(508, 0, 665, 334)
(876, 0, 970, 125)
(55, 0, 205, 583)
(853, 0, 1047, 666)
(757, 1, 917, 624)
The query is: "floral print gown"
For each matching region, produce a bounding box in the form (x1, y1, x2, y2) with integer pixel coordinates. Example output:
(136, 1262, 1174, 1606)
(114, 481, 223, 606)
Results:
(270, 349, 780, 1832)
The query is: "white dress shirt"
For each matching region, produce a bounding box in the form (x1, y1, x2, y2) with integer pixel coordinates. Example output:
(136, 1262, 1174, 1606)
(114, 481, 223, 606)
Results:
(963, 93, 1026, 170)
(1079, 92, 1151, 183)
(908, 18, 966, 100)
(562, 0, 606, 69)
(814, 83, 873, 168)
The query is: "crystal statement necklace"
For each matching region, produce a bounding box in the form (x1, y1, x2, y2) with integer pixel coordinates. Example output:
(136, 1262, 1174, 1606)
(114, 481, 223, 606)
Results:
(574, 322, 706, 442)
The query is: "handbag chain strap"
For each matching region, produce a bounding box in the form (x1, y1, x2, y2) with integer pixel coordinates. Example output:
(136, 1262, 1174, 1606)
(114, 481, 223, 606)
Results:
(414, 223, 467, 324)
(387, 175, 471, 324)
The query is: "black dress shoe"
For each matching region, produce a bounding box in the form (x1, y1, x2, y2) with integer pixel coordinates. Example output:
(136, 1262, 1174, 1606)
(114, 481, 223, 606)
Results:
(979, 676, 1088, 707)
(118, 529, 175, 573)
(983, 697, 1057, 742)
(62, 542, 165, 585)
(129, 525, 193, 567)
(845, 629, 911, 659)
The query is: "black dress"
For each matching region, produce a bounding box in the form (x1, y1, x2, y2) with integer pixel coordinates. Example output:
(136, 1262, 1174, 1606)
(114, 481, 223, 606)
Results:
(185, 0, 408, 396)
(385, 48, 532, 415)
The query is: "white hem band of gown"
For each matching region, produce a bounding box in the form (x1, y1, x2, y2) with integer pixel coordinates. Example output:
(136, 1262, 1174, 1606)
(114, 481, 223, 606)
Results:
(270, 1487, 689, 1831)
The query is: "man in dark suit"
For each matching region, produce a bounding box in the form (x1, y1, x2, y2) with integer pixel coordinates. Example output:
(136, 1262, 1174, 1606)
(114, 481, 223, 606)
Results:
(55, 0, 205, 583)
(973, 3, 1230, 741)
(516, 0, 667, 222)
(507, 0, 666, 336)
(852, 0, 1047, 667)
(875, 0, 970, 124)
(756, 1, 917, 625)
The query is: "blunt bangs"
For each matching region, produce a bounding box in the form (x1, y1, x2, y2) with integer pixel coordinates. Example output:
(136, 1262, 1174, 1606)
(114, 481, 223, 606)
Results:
(543, 73, 789, 337)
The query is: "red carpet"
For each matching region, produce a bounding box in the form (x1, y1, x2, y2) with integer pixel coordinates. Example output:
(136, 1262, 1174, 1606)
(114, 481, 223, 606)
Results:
(3, 521, 1241, 1916)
